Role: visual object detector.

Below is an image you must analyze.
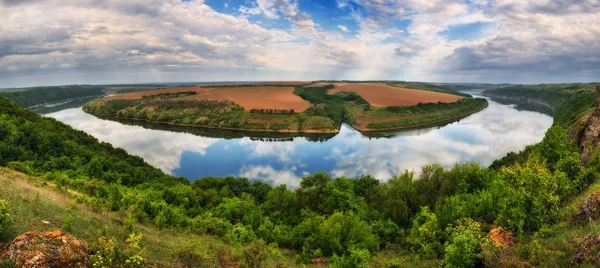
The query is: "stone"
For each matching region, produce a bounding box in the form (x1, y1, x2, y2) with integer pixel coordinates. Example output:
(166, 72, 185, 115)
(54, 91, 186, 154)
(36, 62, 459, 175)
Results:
(1, 230, 91, 268)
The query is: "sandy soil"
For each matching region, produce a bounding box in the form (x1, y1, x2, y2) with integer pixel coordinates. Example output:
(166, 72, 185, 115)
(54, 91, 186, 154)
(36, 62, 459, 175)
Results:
(106, 86, 312, 112)
(328, 83, 462, 107)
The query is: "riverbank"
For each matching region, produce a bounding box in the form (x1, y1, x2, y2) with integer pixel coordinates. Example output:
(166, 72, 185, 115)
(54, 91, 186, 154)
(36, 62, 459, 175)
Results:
(83, 86, 489, 135)
(83, 99, 489, 135)
(83, 110, 341, 134)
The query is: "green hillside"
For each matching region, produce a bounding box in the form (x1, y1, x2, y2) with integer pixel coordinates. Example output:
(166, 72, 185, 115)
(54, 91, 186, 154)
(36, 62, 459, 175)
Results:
(1, 83, 600, 267)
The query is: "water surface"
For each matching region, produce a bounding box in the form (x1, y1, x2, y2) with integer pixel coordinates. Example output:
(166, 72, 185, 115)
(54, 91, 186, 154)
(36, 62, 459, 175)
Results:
(46, 97, 553, 186)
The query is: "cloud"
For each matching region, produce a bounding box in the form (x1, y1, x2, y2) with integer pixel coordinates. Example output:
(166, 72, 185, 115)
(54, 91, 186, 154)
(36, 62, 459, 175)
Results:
(239, 165, 301, 187)
(47, 107, 219, 174)
(0, 0, 599, 86)
(337, 25, 350, 32)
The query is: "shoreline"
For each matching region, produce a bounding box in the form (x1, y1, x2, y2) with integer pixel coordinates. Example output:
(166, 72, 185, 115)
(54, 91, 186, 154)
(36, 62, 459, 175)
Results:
(84, 102, 489, 134)
(83, 111, 341, 134)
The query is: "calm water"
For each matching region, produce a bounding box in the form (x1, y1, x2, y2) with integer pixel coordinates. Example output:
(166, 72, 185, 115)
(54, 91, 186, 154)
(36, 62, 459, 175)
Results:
(46, 96, 553, 186)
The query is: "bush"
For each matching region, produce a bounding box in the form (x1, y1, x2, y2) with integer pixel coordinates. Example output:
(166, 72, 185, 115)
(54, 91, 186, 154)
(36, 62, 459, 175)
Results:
(90, 233, 146, 268)
(192, 213, 233, 236)
(407, 207, 443, 258)
(240, 239, 269, 268)
(331, 247, 371, 268)
(443, 219, 486, 268)
(0, 199, 13, 234)
(301, 211, 379, 257)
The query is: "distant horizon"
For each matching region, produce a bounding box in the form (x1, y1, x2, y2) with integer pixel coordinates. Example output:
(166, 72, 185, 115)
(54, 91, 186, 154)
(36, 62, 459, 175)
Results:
(3, 80, 600, 90)
(1, 1, 599, 88)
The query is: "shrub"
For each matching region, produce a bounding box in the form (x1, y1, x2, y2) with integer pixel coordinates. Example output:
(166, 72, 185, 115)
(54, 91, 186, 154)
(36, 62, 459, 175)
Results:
(331, 247, 371, 268)
(191, 213, 233, 236)
(0, 199, 13, 234)
(407, 207, 443, 258)
(225, 224, 257, 245)
(443, 219, 487, 268)
(124, 233, 146, 268)
(240, 239, 269, 268)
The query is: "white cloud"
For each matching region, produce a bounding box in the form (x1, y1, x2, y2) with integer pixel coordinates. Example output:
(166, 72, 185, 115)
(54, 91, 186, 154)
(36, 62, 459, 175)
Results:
(239, 165, 301, 187)
(0, 0, 599, 86)
(337, 25, 350, 32)
(47, 107, 219, 174)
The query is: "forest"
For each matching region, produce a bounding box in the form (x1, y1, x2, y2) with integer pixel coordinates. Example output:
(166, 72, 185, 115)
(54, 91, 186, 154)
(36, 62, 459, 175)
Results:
(0, 86, 105, 108)
(1, 83, 600, 267)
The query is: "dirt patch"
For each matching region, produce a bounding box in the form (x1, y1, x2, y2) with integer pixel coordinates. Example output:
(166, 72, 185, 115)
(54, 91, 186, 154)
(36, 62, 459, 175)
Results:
(105, 86, 312, 112)
(328, 83, 462, 107)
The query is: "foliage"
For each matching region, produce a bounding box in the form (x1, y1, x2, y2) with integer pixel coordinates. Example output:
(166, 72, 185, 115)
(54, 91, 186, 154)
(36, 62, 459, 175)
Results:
(331, 247, 371, 268)
(1, 82, 600, 266)
(0, 199, 13, 234)
(90, 233, 146, 268)
(443, 219, 487, 268)
(0, 86, 105, 108)
(483, 83, 598, 125)
(407, 207, 443, 258)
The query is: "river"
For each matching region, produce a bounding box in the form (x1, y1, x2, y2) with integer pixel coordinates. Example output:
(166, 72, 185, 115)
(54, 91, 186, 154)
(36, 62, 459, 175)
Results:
(45, 96, 553, 186)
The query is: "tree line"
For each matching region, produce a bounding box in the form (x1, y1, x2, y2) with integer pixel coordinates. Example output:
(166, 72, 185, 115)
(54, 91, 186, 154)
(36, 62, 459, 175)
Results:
(0, 86, 105, 108)
(249, 108, 295, 114)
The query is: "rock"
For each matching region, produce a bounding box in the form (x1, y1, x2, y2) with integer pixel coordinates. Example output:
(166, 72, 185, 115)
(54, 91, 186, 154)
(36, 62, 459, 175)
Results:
(575, 188, 600, 223)
(579, 103, 600, 163)
(488, 227, 514, 247)
(2, 230, 91, 268)
(572, 233, 600, 264)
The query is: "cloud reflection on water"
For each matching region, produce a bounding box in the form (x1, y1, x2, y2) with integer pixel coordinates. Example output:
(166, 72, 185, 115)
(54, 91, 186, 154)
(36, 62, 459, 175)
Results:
(47, 99, 553, 186)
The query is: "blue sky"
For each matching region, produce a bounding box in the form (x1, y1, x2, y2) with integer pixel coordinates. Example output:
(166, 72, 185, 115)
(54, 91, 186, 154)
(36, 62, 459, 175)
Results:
(0, 0, 599, 87)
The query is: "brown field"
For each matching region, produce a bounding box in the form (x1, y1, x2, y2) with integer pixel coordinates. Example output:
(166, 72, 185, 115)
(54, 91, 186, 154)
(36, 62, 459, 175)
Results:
(106, 86, 312, 111)
(195, 81, 311, 87)
(328, 83, 462, 107)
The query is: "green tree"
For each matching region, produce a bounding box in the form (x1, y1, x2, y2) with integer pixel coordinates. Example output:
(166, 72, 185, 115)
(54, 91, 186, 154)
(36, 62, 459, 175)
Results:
(443, 218, 487, 268)
(407, 206, 443, 258)
(492, 159, 561, 234)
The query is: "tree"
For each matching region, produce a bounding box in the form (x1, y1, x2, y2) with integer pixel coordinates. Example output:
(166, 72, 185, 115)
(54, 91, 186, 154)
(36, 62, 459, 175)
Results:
(443, 218, 487, 268)
(296, 172, 332, 213)
(407, 206, 443, 258)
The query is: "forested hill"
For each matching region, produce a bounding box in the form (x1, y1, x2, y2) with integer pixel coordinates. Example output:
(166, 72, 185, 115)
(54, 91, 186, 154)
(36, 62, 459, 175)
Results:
(1, 83, 600, 266)
(483, 83, 598, 125)
(0, 85, 105, 108)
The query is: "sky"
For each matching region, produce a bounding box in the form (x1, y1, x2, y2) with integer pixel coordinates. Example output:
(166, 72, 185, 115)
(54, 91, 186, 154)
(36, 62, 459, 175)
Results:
(0, 0, 599, 87)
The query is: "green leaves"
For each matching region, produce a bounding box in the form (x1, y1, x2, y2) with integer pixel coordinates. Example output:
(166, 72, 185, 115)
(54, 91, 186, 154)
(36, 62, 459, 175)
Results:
(0, 199, 13, 234)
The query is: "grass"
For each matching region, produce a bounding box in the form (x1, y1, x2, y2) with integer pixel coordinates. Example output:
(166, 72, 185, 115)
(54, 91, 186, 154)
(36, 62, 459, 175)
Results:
(0, 166, 432, 267)
(348, 98, 488, 130)
(0, 167, 307, 267)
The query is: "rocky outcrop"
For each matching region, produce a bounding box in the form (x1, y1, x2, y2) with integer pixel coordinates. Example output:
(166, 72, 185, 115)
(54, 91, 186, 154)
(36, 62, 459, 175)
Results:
(482, 93, 555, 112)
(575, 188, 600, 223)
(1, 230, 91, 267)
(572, 233, 600, 264)
(488, 227, 515, 247)
(577, 93, 600, 163)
